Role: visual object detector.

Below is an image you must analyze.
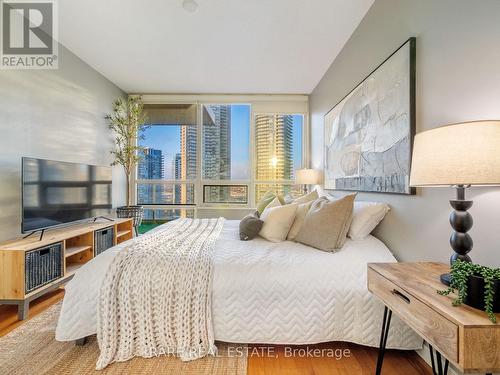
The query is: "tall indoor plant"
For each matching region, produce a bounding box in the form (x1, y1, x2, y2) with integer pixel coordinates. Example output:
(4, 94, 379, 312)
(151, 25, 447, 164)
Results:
(106, 95, 148, 232)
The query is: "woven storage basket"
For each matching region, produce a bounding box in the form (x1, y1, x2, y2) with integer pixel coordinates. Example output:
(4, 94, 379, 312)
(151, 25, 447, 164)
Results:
(25, 242, 63, 293)
(116, 205, 144, 227)
(94, 227, 115, 256)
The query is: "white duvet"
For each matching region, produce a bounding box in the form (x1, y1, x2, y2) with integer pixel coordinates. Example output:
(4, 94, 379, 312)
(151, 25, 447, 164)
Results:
(56, 220, 421, 350)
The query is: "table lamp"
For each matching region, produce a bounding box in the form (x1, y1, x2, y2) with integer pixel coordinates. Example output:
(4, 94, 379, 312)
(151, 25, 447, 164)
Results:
(409, 120, 500, 285)
(295, 169, 320, 193)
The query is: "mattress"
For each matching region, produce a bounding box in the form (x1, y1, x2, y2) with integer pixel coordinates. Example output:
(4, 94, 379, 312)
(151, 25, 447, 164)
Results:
(55, 220, 421, 350)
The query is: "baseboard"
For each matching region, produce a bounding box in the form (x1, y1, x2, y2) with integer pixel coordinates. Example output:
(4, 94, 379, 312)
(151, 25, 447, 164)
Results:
(416, 343, 461, 375)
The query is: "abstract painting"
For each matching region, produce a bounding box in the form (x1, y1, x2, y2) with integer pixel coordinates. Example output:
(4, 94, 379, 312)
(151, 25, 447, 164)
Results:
(324, 38, 416, 194)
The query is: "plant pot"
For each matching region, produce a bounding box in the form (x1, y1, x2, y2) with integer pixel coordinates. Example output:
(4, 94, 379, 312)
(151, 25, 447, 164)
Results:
(116, 205, 144, 228)
(464, 274, 500, 313)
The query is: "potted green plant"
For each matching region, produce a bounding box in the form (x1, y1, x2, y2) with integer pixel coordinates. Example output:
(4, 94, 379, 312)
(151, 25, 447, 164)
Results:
(438, 260, 500, 323)
(106, 96, 148, 231)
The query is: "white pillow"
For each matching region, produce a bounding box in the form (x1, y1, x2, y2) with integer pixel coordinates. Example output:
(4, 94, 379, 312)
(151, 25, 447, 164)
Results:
(259, 204, 298, 242)
(348, 201, 390, 240)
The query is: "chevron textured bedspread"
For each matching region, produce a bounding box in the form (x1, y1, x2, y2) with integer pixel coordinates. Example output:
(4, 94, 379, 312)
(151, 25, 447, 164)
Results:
(56, 220, 421, 351)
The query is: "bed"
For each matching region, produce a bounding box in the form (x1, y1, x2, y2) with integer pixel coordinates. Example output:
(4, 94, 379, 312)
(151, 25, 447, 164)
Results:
(55, 220, 421, 350)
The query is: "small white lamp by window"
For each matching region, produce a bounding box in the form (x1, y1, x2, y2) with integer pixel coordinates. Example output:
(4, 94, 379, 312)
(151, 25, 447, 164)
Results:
(295, 169, 320, 193)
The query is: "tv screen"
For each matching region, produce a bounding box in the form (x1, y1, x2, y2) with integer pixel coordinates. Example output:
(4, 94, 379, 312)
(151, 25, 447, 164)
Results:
(22, 157, 112, 233)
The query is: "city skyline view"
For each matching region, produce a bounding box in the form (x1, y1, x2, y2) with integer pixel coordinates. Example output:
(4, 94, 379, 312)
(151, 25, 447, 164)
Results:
(137, 104, 304, 219)
(138, 105, 303, 181)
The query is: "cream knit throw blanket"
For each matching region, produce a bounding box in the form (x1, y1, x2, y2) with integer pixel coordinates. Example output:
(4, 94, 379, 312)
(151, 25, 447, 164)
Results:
(96, 217, 225, 370)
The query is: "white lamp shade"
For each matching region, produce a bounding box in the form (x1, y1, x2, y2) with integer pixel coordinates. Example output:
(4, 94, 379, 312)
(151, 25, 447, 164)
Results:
(409, 120, 500, 187)
(295, 169, 321, 184)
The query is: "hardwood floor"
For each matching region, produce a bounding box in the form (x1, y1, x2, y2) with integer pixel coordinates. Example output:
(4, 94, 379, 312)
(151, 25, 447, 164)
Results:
(0, 290, 432, 375)
(247, 343, 432, 375)
(0, 288, 65, 336)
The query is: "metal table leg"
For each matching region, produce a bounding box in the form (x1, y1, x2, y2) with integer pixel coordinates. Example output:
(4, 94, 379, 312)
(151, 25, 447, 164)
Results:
(429, 344, 449, 375)
(375, 306, 392, 375)
(375, 307, 492, 375)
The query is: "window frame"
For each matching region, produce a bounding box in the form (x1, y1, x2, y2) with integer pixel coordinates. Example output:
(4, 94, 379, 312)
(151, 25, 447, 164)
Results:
(132, 95, 309, 215)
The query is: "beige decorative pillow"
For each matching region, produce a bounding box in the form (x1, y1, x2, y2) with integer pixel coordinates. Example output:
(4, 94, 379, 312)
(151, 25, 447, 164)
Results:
(292, 189, 319, 205)
(286, 200, 315, 241)
(259, 204, 298, 242)
(295, 194, 356, 252)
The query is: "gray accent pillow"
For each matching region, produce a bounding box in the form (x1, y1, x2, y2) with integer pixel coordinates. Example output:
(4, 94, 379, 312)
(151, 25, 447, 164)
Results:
(239, 211, 264, 241)
(294, 194, 356, 252)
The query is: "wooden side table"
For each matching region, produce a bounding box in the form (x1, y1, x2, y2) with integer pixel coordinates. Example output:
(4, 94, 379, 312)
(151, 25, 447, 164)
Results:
(368, 262, 500, 375)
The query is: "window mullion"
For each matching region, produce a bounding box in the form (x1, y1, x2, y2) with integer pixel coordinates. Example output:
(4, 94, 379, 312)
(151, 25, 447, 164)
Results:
(195, 101, 203, 214)
(249, 108, 256, 208)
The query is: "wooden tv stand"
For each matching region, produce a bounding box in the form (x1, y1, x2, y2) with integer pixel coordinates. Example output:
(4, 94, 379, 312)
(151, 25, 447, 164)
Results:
(0, 218, 133, 320)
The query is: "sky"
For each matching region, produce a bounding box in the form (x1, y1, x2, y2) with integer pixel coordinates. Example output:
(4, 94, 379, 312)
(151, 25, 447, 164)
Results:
(139, 105, 303, 180)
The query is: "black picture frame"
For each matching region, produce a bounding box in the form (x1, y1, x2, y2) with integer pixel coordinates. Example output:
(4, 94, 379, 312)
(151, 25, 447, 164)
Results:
(323, 37, 416, 195)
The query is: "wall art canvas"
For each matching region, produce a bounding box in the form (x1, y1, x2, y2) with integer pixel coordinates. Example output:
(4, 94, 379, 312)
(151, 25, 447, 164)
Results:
(324, 38, 416, 194)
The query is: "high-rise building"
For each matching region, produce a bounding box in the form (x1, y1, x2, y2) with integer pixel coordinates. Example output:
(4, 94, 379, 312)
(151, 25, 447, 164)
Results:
(137, 148, 164, 215)
(173, 152, 181, 204)
(173, 152, 181, 179)
(179, 126, 196, 208)
(255, 114, 294, 197)
(138, 148, 164, 180)
(202, 105, 231, 179)
(202, 105, 231, 202)
(180, 126, 197, 181)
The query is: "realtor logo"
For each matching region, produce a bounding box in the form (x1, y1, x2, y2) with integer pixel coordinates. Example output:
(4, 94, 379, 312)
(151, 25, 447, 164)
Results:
(1, 0, 58, 69)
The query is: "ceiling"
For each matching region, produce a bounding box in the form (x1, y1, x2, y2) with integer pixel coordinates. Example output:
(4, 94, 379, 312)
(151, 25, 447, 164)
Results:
(59, 0, 374, 94)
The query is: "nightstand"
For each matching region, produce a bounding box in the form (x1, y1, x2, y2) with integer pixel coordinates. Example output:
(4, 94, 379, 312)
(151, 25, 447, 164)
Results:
(368, 262, 500, 375)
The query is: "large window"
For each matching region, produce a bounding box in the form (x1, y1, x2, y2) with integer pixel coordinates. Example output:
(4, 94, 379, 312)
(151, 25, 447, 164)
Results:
(136, 104, 197, 230)
(135, 97, 307, 230)
(202, 104, 250, 204)
(202, 104, 250, 180)
(137, 126, 196, 205)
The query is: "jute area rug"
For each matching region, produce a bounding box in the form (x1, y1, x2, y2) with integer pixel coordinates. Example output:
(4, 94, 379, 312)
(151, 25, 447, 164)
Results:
(0, 302, 247, 375)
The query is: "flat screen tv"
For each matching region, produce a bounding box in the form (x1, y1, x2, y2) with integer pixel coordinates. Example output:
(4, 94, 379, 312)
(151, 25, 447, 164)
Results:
(22, 157, 112, 233)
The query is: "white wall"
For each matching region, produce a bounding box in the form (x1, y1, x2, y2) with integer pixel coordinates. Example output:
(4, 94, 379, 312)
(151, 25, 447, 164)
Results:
(310, 0, 500, 268)
(0, 44, 126, 241)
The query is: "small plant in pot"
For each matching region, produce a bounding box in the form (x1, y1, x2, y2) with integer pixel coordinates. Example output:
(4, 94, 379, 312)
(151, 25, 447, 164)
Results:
(438, 260, 500, 323)
(106, 96, 148, 233)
